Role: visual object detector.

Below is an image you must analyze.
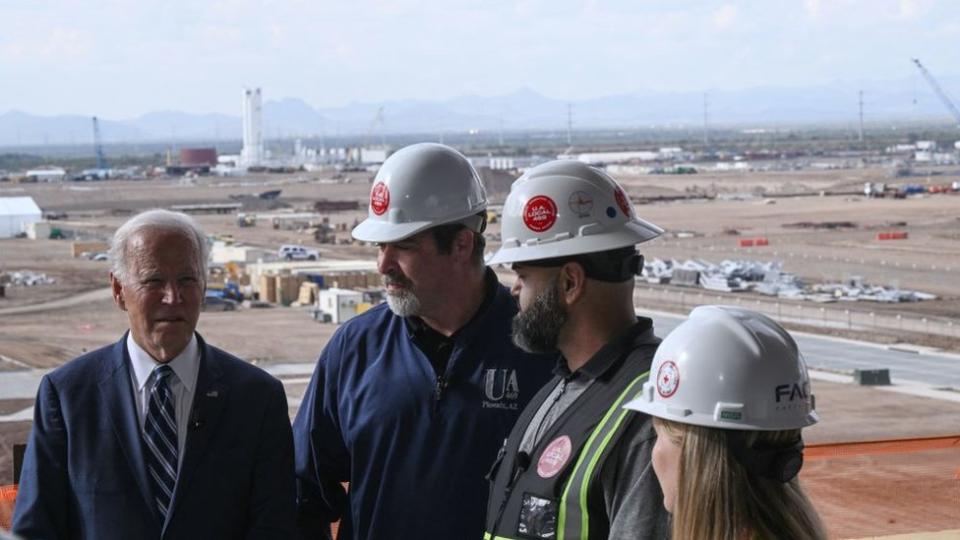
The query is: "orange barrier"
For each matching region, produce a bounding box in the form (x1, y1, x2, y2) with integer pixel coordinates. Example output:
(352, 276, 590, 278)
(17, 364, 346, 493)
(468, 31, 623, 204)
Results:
(0, 484, 16, 530)
(806, 434, 960, 460)
(877, 231, 908, 241)
(738, 237, 770, 247)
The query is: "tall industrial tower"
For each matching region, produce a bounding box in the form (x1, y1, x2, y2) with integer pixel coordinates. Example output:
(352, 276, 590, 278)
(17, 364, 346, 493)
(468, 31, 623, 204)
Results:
(241, 88, 264, 167)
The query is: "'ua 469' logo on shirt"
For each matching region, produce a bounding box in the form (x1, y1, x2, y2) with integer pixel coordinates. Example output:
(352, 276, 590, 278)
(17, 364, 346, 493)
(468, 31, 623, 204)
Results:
(483, 368, 520, 410)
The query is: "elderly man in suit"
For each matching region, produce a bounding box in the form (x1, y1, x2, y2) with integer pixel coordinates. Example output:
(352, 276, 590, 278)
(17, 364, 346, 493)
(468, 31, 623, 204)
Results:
(13, 209, 296, 539)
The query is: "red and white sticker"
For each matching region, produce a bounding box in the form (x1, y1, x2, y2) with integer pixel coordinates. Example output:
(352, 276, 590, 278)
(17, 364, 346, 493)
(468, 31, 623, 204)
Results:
(656, 360, 679, 398)
(370, 182, 390, 215)
(537, 435, 572, 478)
(523, 195, 558, 232)
(614, 187, 632, 217)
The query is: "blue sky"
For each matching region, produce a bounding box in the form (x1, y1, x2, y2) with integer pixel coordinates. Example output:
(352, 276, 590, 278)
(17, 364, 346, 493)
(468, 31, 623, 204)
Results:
(2, 0, 958, 118)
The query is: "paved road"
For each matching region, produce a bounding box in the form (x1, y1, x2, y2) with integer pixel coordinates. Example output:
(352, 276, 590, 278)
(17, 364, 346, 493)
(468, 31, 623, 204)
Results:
(0, 287, 112, 317)
(1, 310, 958, 423)
(647, 311, 960, 390)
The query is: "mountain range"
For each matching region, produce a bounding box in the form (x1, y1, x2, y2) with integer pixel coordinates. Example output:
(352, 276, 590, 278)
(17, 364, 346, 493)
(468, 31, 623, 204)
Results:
(2, 79, 959, 147)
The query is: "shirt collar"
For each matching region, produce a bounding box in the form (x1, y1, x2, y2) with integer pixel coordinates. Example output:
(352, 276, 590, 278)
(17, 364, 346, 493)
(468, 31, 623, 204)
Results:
(127, 332, 200, 393)
(554, 317, 655, 381)
(404, 267, 499, 341)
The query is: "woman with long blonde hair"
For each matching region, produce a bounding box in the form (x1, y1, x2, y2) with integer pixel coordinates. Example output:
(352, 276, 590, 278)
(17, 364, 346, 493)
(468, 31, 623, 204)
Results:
(626, 306, 827, 540)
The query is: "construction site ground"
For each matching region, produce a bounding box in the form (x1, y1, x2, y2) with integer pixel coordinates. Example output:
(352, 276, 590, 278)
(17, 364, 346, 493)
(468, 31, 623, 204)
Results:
(1, 166, 958, 538)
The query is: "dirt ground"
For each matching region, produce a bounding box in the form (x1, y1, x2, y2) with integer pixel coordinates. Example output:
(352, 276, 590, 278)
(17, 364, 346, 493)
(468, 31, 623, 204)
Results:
(1, 166, 959, 538)
(803, 445, 960, 539)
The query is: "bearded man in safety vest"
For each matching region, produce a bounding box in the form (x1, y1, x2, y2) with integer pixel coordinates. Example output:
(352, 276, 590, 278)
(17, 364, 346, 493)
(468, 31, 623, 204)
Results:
(484, 160, 670, 540)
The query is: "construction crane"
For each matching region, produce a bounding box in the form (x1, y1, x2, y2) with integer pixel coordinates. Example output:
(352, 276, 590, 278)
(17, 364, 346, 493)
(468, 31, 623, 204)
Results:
(363, 106, 385, 148)
(92, 116, 107, 170)
(911, 58, 960, 127)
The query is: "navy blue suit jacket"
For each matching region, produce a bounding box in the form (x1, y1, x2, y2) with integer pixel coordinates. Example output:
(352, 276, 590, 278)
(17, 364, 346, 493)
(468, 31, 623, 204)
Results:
(12, 333, 296, 540)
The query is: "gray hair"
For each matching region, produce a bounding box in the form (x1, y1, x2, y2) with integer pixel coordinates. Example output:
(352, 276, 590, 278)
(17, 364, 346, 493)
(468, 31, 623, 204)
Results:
(109, 209, 209, 284)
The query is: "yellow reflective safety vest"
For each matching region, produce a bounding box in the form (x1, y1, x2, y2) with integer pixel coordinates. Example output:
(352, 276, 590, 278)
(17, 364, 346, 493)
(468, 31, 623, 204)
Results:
(484, 322, 661, 540)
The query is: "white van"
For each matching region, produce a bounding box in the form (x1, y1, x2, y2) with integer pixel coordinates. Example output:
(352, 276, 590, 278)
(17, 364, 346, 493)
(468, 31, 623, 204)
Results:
(278, 245, 320, 261)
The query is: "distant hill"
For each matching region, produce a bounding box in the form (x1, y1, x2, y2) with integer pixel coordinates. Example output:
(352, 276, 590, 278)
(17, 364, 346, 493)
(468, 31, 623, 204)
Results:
(2, 77, 958, 147)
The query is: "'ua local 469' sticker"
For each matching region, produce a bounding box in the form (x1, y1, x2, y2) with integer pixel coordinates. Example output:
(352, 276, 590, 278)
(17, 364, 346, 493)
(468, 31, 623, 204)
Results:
(370, 182, 390, 215)
(537, 435, 572, 478)
(656, 360, 679, 398)
(523, 195, 558, 232)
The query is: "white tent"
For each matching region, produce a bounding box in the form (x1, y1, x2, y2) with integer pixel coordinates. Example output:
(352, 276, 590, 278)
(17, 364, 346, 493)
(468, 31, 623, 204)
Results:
(0, 197, 42, 238)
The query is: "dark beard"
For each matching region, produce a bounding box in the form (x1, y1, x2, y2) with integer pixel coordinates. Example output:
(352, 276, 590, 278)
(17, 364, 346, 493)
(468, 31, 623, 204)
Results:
(511, 278, 567, 353)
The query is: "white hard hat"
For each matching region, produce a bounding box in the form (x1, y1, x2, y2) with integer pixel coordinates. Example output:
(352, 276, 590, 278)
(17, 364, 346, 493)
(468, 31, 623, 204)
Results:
(487, 160, 663, 265)
(625, 306, 818, 431)
(351, 143, 487, 243)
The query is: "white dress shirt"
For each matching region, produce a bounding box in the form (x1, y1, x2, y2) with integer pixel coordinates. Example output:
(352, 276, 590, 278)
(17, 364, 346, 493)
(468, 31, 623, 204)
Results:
(127, 333, 200, 467)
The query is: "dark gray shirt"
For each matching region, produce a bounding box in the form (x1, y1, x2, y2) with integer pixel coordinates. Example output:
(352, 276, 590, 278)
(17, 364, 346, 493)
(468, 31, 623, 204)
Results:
(517, 321, 670, 540)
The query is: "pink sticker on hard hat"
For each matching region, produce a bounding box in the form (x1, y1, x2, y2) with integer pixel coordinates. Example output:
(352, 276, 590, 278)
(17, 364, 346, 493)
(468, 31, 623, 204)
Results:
(537, 435, 572, 478)
(370, 182, 390, 216)
(523, 195, 558, 232)
(656, 360, 679, 398)
(614, 187, 632, 217)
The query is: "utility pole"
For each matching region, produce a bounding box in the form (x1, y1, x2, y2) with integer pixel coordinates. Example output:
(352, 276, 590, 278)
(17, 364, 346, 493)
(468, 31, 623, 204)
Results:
(566, 103, 573, 146)
(702, 93, 710, 147)
(858, 90, 864, 143)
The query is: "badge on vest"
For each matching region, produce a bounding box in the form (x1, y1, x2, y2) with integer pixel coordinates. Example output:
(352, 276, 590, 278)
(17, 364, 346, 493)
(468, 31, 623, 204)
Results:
(518, 492, 557, 539)
(537, 435, 572, 478)
(483, 368, 521, 410)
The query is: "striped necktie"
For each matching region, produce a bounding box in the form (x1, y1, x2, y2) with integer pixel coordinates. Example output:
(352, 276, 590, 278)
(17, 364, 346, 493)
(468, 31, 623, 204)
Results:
(143, 364, 178, 520)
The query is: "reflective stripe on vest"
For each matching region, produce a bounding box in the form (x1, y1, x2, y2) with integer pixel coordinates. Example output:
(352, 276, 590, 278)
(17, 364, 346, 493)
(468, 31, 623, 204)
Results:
(556, 369, 649, 540)
(483, 533, 520, 540)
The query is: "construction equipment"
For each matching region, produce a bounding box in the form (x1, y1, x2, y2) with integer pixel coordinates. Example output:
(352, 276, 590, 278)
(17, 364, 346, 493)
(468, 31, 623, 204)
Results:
(72, 117, 109, 180)
(206, 282, 244, 302)
(236, 213, 256, 227)
(911, 58, 960, 127)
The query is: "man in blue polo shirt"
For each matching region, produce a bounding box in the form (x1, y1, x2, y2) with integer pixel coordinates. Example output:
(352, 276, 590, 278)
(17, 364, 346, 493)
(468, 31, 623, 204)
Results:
(293, 143, 553, 539)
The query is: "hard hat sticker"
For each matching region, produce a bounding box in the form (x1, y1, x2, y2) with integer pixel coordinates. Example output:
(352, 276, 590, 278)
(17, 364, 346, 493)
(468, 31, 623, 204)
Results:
(370, 182, 390, 215)
(568, 191, 594, 218)
(523, 195, 558, 232)
(537, 435, 572, 478)
(656, 360, 679, 398)
(614, 187, 632, 217)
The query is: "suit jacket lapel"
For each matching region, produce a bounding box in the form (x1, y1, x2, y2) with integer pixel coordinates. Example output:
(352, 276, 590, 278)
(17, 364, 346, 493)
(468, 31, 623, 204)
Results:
(100, 334, 162, 528)
(167, 334, 227, 523)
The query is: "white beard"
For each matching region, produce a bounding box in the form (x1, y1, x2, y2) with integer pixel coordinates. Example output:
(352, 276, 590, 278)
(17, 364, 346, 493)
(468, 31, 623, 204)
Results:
(385, 290, 422, 317)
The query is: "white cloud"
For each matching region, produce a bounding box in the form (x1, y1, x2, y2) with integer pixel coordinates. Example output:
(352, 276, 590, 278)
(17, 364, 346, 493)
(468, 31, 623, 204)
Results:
(1, 0, 959, 117)
(712, 4, 738, 30)
(803, 0, 822, 19)
(897, 0, 929, 19)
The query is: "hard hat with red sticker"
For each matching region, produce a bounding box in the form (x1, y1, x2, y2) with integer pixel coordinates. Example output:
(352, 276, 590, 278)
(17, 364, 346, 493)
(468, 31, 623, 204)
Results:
(523, 195, 558, 232)
(487, 160, 663, 265)
(370, 182, 390, 216)
(624, 306, 819, 431)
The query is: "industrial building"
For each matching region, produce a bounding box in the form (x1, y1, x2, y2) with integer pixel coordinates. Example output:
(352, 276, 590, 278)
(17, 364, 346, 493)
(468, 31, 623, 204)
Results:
(25, 168, 67, 182)
(0, 197, 42, 238)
